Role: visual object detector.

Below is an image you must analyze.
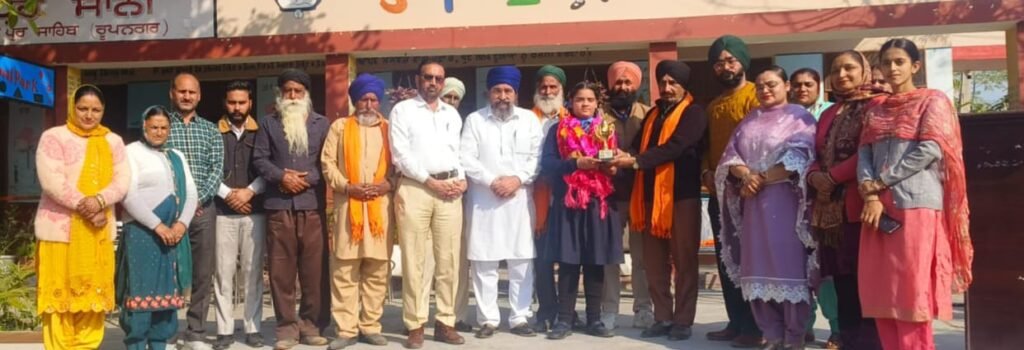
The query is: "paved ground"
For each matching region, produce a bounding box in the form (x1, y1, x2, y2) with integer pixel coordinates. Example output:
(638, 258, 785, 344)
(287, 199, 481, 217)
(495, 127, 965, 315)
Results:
(0, 289, 965, 350)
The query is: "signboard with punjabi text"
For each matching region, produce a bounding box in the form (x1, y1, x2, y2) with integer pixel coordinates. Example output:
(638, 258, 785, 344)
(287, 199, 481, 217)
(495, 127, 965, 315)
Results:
(2, 0, 215, 45)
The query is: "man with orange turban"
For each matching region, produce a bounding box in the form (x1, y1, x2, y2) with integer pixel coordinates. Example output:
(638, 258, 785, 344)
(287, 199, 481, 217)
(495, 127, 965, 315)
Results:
(600, 61, 655, 331)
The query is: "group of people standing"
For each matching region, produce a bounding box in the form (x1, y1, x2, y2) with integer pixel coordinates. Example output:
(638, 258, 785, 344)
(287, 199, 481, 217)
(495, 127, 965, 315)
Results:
(698, 36, 972, 350)
(33, 33, 971, 350)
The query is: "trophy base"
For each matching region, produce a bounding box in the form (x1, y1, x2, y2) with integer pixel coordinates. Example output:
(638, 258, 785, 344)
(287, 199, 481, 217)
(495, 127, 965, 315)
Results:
(598, 149, 614, 162)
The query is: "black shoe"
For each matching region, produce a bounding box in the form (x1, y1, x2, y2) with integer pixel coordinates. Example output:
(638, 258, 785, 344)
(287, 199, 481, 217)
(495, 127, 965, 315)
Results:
(532, 319, 551, 333)
(244, 333, 264, 348)
(359, 333, 388, 346)
(213, 335, 234, 350)
(510, 322, 537, 337)
(668, 324, 693, 340)
(585, 322, 614, 338)
(454, 321, 473, 333)
(641, 321, 673, 338)
(328, 337, 358, 350)
(546, 321, 573, 340)
(571, 314, 586, 330)
(475, 324, 497, 339)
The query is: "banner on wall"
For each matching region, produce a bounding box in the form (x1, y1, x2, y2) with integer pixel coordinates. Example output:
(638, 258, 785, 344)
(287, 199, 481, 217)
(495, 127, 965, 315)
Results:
(3, 0, 216, 45)
(7, 103, 44, 196)
(217, 0, 945, 38)
(0, 55, 55, 108)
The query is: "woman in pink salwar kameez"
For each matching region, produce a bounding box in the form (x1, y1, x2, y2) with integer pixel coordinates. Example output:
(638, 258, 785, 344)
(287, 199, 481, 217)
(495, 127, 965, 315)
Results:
(856, 38, 973, 350)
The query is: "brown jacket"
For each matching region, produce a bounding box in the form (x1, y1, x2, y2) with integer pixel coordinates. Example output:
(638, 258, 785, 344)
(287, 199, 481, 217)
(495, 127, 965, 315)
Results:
(605, 101, 650, 204)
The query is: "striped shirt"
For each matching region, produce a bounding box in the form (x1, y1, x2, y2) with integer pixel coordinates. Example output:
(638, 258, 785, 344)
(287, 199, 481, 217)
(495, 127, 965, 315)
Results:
(167, 112, 224, 204)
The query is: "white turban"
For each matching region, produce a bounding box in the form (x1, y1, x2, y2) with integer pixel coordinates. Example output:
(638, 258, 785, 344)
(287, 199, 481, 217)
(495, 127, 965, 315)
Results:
(441, 77, 466, 99)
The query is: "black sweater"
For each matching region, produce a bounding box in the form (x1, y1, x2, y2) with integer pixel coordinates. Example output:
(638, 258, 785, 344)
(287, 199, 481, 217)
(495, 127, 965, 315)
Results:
(632, 101, 709, 202)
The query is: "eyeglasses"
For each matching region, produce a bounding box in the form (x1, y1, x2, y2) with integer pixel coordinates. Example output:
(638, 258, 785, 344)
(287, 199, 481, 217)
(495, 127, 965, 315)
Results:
(713, 57, 740, 69)
(421, 74, 445, 83)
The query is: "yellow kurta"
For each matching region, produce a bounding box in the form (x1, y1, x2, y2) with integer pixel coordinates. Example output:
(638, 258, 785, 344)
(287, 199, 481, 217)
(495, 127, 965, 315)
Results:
(704, 82, 759, 171)
(321, 118, 394, 261)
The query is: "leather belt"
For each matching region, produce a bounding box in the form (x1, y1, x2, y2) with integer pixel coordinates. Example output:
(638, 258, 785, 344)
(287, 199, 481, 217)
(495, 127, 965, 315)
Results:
(429, 170, 458, 180)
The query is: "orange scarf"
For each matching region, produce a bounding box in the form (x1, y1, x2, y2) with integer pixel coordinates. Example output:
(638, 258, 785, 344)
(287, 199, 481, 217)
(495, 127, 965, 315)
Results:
(532, 106, 568, 234)
(629, 94, 692, 238)
(342, 116, 390, 243)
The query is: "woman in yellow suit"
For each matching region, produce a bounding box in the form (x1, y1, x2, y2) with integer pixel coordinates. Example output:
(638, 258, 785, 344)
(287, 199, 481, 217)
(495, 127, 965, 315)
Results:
(34, 85, 130, 349)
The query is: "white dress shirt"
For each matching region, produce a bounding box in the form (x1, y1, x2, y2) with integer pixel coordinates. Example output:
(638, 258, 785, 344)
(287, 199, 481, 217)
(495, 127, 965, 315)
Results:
(123, 142, 199, 230)
(389, 95, 464, 183)
(460, 105, 542, 261)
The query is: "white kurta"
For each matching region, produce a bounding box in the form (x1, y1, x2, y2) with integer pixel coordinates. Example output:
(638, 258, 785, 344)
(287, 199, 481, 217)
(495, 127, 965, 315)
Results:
(460, 106, 543, 261)
(123, 142, 199, 230)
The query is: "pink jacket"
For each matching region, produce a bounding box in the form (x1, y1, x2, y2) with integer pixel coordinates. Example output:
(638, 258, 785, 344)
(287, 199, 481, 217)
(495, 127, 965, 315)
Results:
(34, 126, 130, 243)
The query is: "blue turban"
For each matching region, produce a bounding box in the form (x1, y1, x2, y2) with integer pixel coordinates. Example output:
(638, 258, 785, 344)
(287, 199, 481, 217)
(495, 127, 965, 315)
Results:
(486, 65, 522, 92)
(349, 73, 386, 103)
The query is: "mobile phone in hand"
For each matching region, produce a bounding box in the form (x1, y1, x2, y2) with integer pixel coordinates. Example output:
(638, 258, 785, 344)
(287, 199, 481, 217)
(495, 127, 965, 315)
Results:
(878, 213, 902, 234)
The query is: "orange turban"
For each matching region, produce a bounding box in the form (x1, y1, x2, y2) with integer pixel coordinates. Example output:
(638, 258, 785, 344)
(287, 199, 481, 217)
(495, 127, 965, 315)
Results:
(608, 61, 642, 86)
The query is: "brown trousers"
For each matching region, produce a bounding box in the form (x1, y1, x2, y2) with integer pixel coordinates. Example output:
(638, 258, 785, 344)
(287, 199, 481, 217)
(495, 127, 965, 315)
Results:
(641, 198, 702, 326)
(267, 210, 330, 341)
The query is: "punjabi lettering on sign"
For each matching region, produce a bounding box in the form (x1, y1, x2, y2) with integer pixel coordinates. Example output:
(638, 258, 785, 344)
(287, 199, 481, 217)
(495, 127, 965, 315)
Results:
(75, 0, 153, 17)
(93, 21, 162, 41)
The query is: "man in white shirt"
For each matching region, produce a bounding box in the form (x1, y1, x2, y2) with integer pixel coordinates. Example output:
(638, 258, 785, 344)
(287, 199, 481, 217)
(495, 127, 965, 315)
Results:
(460, 66, 543, 339)
(389, 60, 468, 349)
(212, 81, 267, 350)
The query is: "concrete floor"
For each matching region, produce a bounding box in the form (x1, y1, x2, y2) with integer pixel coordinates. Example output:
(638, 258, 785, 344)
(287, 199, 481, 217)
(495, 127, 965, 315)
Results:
(0, 289, 965, 350)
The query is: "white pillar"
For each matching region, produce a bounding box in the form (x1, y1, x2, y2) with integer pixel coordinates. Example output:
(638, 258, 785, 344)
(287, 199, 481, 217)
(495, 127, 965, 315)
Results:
(925, 47, 955, 102)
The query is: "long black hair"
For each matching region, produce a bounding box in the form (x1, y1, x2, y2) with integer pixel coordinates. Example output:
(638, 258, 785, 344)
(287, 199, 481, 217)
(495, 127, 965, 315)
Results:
(73, 84, 105, 105)
(790, 68, 821, 85)
(880, 38, 922, 62)
(759, 65, 789, 82)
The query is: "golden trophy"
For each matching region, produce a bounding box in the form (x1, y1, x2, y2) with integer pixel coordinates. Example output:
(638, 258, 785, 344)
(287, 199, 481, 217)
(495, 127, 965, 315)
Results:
(594, 119, 616, 162)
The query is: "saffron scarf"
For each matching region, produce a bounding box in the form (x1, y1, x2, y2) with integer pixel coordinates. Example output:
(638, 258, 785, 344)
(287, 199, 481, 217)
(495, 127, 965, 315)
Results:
(860, 88, 973, 293)
(629, 94, 692, 238)
(555, 112, 616, 219)
(342, 116, 390, 243)
(532, 107, 568, 234)
(65, 97, 115, 296)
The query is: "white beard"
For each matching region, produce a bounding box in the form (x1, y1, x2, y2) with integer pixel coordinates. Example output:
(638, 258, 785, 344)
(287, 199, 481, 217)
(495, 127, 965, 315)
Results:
(533, 93, 564, 117)
(276, 94, 312, 156)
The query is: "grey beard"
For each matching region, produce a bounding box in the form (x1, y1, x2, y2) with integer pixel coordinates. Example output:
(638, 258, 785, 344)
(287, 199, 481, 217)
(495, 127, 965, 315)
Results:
(492, 102, 514, 121)
(356, 111, 380, 126)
